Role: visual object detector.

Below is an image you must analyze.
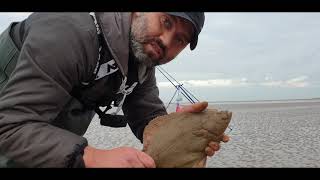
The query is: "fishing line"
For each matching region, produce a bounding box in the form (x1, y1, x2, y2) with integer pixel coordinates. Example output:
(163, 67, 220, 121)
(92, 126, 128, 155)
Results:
(156, 66, 233, 133)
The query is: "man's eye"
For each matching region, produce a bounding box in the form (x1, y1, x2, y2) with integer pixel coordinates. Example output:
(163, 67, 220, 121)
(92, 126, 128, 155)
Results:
(163, 17, 172, 29)
(176, 38, 183, 45)
(176, 37, 186, 46)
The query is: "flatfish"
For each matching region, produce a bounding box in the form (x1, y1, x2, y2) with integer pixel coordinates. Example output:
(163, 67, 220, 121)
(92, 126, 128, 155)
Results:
(143, 108, 232, 168)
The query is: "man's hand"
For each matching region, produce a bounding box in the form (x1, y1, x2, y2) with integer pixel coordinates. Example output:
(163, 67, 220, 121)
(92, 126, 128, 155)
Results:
(177, 101, 230, 167)
(83, 146, 156, 168)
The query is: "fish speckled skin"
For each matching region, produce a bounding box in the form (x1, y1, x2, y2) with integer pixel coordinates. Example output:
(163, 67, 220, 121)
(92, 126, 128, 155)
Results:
(143, 109, 232, 168)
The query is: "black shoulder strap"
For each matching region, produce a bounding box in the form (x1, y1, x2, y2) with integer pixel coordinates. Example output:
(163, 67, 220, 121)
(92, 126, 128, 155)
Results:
(87, 12, 128, 128)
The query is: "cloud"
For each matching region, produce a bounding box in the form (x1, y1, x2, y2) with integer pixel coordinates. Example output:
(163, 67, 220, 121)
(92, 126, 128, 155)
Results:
(157, 78, 250, 88)
(260, 76, 309, 88)
(285, 76, 309, 87)
(157, 76, 310, 88)
(260, 81, 283, 87)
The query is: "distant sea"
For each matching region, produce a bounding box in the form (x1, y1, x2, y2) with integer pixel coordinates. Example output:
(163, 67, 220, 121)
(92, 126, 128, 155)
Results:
(157, 85, 320, 103)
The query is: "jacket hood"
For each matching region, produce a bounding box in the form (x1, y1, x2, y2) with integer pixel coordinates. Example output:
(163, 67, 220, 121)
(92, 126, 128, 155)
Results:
(95, 12, 131, 77)
(95, 12, 152, 84)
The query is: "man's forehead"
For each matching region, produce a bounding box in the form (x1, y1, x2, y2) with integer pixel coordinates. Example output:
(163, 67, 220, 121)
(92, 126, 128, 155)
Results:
(168, 14, 195, 37)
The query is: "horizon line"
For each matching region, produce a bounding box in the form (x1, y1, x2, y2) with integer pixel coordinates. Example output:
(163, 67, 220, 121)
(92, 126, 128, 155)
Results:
(163, 97, 320, 105)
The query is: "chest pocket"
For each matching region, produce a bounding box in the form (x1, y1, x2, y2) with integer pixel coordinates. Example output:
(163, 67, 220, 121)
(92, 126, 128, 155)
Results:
(0, 23, 20, 92)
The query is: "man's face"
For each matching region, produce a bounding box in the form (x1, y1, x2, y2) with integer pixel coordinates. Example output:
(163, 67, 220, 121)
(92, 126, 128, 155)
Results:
(130, 12, 195, 68)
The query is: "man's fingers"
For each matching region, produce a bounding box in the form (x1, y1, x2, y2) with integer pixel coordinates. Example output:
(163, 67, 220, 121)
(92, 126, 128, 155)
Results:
(208, 142, 220, 151)
(222, 134, 230, 143)
(136, 151, 156, 168)
(178, 101, 208, 113)
(205, 147, 215, 157)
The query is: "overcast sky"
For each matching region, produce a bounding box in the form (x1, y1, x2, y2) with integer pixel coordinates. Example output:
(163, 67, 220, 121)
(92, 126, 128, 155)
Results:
(1, 12, 319, 102)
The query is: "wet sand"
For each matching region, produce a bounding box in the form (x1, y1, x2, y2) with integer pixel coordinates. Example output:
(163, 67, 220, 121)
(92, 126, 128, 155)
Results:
(84, 99, 320, 167)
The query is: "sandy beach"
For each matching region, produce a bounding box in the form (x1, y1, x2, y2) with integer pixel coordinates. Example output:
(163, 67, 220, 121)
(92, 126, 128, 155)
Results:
(84, 99, 320, 167)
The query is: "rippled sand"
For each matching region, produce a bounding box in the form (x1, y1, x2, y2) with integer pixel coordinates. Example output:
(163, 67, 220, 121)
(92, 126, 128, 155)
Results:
(84, 99, 320, 167)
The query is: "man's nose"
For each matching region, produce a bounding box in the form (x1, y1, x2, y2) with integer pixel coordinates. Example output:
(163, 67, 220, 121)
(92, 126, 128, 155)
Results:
(160, 31, 175, 50)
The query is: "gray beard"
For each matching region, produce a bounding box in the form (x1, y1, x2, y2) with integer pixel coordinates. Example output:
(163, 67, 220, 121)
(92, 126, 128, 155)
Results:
(129, 36, 155, 68)
(129, 13, 158, 68)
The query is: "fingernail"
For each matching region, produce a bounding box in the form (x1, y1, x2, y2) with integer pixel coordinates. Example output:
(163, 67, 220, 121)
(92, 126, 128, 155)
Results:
(209, 141, 218, 147)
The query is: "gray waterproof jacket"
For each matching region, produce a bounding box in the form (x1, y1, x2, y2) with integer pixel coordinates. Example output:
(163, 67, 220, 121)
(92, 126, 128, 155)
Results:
(0, 12, 167, 167)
